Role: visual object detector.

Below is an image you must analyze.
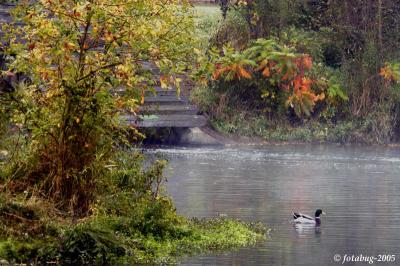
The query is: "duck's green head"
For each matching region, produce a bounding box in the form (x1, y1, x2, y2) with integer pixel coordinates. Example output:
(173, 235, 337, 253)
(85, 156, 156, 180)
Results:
(315, 209, 326, 217)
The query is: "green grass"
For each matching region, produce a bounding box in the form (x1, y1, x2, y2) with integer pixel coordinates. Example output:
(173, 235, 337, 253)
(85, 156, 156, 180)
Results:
(0, 150, 267, 265)
(210, 112, 377, 144)
(193, 4, 221, 18)
(193, 4, 222, 49)
(0, 205, 266, 265)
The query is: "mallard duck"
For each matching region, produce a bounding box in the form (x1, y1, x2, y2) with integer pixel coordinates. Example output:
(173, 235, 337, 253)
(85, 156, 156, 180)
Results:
(292, 209, 326, 225)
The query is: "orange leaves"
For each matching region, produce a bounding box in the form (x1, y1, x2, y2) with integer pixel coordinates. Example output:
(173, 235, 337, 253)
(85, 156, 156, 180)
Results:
(203, 40, 327, 118)
(212, 66, 230, 80)
(255, 54, 313, 85)
(64, 42, 77, 51)
(380, 65, 391, 79)
(209, 45, 255, 81)
(212, 64, 252, 81)
(293, 55, 313, 71)
(298, 77, 313, 92)
(253, 54, 322, 117)
(286, 76, 325, 117)
(140, 91, 145, 105)
(293, 77, 314, 97)
(302, 55, 313, 70)
(40, 70, 50, 81)
(255, 60, 276, 78)
(260, 54, 321, 117)
(380, 63, 400, 82)
(262, 67, 270, 78)
(293, 75, 302, 91)
(160, 75, 168, 88)
(211, 49, 321, 117)
(255, 59, 268, 71)
(238, 66, 252, 79)
(256, 60, 284, 80)
(315, 92, 325, 101)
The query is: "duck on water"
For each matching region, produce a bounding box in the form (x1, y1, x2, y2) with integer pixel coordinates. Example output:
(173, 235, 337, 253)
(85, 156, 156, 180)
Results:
(292, 209, 326, 225)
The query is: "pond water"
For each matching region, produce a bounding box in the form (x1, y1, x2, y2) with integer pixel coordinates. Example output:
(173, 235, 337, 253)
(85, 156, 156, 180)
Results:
(145, 145, 400, 266)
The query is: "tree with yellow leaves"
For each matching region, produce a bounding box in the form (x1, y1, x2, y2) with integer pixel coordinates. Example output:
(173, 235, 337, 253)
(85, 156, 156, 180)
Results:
(1, 0, 195, 216)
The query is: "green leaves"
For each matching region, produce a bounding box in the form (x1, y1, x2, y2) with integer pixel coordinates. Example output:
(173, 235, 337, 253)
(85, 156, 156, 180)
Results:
(381, 62, 400, 83)
(2, 0, 197, 215)
(327, 82, 348, 101)
(197, 38, 328, 118)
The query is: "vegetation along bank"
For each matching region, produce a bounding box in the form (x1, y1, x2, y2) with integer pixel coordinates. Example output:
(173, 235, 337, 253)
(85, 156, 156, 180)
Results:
(191, 1, 400, 145)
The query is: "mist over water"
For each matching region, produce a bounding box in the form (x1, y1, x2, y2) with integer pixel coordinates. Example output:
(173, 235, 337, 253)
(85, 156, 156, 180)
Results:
(145, 145, 400, 266)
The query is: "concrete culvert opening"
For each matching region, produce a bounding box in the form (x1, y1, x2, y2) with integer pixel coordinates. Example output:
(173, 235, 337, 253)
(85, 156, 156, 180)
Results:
(142, 127, 223, 146)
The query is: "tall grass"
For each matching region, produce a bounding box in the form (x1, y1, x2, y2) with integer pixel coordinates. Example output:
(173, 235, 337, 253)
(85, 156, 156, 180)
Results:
(193, 4, 222, 50)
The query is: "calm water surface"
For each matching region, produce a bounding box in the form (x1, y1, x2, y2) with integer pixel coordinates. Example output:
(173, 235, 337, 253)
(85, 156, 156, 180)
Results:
(145, 145, 400, 266)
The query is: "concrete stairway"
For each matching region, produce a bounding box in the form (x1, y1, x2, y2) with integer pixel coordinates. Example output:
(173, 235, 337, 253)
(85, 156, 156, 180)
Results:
(134, 86, 208, 128)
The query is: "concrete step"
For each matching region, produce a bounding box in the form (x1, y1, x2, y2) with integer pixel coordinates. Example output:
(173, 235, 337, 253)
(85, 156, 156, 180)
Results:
(124, 114, 207, 128)
(139, 104, 198, 115)
(144, 87, 178, 97)
(0, 5, 15, 11)
(139, 61, 160, 75)
(0, 5, 14, 16)
(143, 96, 188, 105)
(0, 10, 11, 17)
(0, 7, 12, 24)
(113, 86, 180, 97)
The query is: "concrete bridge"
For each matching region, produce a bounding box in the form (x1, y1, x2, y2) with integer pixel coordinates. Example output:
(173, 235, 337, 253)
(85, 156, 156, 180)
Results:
(132, 85, 208, 128)
(135, 85, 221, 145)
(124, 78, 220, 144)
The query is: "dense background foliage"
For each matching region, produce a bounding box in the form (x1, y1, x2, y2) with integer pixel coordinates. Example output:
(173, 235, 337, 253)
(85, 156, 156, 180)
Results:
(193, 0, 400, 143)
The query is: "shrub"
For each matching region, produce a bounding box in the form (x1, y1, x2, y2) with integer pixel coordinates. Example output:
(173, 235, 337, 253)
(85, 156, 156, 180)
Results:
(194, 38, 347, 120)
(2, 0, 195, 216)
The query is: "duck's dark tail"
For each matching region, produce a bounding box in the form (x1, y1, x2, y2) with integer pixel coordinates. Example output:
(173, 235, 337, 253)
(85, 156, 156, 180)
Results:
(293, 212, 301, 219)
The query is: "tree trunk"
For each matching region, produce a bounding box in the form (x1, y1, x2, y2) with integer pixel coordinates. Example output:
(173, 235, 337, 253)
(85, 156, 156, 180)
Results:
(377, 0, 383, 60)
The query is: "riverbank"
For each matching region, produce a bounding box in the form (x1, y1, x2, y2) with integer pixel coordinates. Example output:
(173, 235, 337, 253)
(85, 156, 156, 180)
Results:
(190, 87, 400, 145)
(206, 117, 397, 145)
(0, 151, 266, 265)
(188, 120, 400, 148)
(0, 206, 265, 264)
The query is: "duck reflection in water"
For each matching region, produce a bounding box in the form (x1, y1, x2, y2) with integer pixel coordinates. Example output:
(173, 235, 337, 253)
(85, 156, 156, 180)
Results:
(294, 223, 322, 237)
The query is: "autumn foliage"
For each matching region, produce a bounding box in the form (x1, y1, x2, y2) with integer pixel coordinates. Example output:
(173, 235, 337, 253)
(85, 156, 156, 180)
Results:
(201, 39, 330, 117)
(1, 0, 194, 216)
(380, 63, 400, 83)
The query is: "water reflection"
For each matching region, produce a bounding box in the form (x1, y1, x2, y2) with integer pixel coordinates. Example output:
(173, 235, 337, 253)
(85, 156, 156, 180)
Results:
(145, 145, 400, 266)
(294, 224, 321, 237)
